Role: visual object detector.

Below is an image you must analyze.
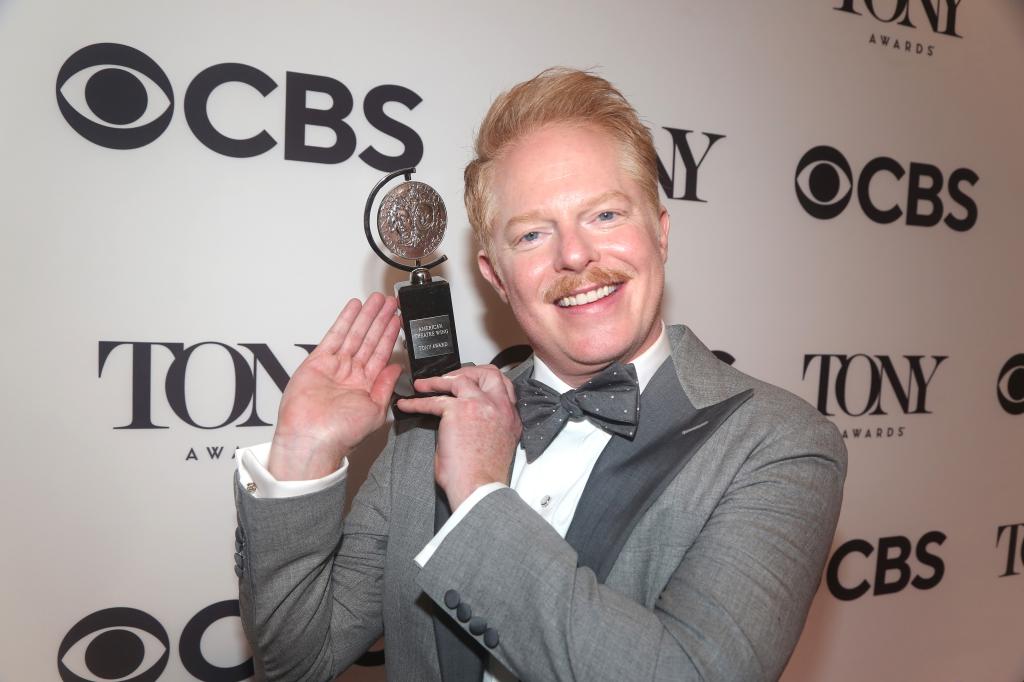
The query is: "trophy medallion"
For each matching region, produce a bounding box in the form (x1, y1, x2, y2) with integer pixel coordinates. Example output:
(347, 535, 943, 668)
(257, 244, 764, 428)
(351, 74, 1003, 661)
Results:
(376, 180, 447, 260)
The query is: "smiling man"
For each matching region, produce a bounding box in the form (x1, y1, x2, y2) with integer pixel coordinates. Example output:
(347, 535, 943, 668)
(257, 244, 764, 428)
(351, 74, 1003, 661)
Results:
(233, 69, 847, 682)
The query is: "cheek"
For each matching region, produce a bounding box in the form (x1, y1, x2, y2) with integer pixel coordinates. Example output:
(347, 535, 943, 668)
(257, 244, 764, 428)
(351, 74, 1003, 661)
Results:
(603, 229, 657, 261)
(636, 240, 665, 273)
(502, 261, 549, 303)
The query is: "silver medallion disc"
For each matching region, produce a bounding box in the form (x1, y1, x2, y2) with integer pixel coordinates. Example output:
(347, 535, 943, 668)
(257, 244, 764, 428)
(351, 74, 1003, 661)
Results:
(376, 181, 447, 260)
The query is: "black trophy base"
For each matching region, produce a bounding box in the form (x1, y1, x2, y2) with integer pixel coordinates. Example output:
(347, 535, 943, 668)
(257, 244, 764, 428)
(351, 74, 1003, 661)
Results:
(391, 274, 462, 420)
(396, 275, 461, 381)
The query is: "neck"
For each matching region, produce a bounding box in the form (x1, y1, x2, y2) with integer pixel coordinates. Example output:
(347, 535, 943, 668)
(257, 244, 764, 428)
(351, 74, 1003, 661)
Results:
(553, 363, 618, 389)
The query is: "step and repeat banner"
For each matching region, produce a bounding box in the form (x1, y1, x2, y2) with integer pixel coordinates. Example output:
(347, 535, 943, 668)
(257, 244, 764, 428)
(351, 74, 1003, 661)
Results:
(2, 1, 1022, 680)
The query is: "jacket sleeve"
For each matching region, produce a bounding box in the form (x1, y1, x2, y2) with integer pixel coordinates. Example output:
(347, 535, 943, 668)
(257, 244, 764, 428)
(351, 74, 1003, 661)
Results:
(414, 416, 847, 681)
(234, 426, 397, 682)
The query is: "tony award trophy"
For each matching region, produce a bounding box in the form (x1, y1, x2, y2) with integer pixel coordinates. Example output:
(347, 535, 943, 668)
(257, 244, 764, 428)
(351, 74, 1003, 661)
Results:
(364, 168, 462, 398)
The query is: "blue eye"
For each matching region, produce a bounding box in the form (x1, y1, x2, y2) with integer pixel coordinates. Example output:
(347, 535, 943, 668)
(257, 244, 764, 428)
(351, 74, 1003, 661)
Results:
(597, 211, 616, 221)
(520, 231, 539, 243)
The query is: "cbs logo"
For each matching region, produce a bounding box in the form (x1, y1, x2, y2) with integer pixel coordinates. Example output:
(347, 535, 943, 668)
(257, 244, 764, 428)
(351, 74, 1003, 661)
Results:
(56, 42, 423, 170)
(794, 145, 978, 231)
(826, 532, 946, 601)
(57, 601, 251, 682)
(997, 354, 1024, 415)
(55, 43, 172, 150)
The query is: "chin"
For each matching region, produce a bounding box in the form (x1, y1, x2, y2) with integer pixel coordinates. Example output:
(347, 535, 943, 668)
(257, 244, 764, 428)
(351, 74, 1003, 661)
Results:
(561, 339, 637, 369)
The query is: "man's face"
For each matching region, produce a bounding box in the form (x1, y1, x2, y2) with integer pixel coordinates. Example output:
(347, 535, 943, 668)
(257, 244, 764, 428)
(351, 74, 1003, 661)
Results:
(478, 123, 670, 386)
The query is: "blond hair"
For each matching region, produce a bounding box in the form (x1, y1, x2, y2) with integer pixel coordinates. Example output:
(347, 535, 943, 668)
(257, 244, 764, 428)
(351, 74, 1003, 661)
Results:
(464, 68, 660, 251)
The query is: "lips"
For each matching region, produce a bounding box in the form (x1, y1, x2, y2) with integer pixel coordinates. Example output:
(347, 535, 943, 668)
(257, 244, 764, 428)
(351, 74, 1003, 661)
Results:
(555, 283, 620, 307)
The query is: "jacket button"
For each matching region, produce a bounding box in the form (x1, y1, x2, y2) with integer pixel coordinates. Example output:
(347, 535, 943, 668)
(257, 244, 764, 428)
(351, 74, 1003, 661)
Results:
(444, 590, 460, 609)
(483, 628, 499, 649)
(456, 603, 472, 622)
(468, 617, 487, 636)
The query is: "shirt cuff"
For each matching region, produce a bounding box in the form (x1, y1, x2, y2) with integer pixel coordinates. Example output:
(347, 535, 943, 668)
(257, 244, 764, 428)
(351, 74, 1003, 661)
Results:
(413, 482, 507, 567)
(236, 442, 348, 499)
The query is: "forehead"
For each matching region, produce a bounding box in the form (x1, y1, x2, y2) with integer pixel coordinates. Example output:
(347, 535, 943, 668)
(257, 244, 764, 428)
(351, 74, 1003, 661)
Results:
(490, 123, 634, 219)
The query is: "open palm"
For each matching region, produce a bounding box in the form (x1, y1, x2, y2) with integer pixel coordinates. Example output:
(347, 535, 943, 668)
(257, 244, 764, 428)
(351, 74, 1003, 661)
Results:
(268, 293, 403, 480)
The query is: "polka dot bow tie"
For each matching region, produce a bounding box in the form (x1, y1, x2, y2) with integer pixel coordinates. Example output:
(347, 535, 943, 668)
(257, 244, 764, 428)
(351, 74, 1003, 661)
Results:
(514, 362, 640, 462)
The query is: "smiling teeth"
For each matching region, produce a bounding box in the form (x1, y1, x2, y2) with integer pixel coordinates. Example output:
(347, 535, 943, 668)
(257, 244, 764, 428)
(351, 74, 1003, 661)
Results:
(557, 284, 619, 307)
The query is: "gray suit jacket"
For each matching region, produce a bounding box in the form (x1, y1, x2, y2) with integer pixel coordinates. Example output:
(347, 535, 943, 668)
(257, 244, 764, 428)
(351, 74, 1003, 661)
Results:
(234, 325, 847, 681)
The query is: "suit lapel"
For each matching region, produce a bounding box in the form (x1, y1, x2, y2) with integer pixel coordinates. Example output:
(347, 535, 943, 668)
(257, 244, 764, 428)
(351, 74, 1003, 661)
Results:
(565, 357, 754, 583)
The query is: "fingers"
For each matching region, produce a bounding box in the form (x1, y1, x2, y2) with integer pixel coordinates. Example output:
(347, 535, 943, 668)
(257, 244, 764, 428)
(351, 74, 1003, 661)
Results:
(476, 366, 516, 405)
(370, 363, 403, 408)
(316, 298, 362, 355)
(339, 293, 387, 358)
(314, 293, 398, 363)
(415, 365, 514, 406)
(501, 373, 516, 406)
(395, 394, 454, 418)
(354, 296, 399, 365)
(412, 373, 485, 401)
(364, 314, 403, 378)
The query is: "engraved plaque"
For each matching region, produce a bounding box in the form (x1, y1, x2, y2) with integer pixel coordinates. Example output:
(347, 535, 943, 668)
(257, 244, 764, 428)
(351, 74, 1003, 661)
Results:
(408, 314, 455, 359)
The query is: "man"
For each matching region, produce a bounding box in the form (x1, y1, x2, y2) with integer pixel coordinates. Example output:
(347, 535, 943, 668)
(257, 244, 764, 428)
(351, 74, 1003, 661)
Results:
(234, 68, 847, 681)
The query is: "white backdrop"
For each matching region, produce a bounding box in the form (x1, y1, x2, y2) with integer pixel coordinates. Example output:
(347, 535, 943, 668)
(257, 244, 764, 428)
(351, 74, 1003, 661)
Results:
(2, 1, 1023, 680)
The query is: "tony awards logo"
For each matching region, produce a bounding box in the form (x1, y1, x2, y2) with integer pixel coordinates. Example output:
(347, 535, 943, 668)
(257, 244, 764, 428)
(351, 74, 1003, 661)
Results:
(365, 168, 461, 385)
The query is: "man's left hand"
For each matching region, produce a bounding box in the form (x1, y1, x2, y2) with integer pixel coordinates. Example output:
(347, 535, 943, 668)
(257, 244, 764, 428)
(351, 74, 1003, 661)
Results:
(396, 366, 521, 510)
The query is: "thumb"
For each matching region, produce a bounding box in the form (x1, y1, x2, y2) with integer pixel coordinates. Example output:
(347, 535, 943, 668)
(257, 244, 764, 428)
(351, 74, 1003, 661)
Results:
(370, 364, 404, 409)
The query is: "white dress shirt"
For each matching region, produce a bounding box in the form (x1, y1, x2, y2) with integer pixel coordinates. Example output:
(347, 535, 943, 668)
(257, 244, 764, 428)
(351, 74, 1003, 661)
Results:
(235, 324, 671, 681)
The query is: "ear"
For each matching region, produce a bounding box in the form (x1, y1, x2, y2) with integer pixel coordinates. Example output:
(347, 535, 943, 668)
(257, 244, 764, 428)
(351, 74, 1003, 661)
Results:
(477, 249, 509, 304)
(657, 206, 671, 263)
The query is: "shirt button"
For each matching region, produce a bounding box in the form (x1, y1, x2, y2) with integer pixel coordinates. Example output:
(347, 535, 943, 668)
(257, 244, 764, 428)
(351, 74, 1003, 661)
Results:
(540, 495, 551, 508)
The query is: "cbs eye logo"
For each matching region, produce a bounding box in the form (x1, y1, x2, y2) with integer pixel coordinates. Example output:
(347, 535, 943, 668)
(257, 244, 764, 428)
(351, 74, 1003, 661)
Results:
(794, 145, 854, 220)
(56, 43, 173, 150)
(58, 601, 255, 682)
(998, 354, 1024, 415)
(57, 608, 169, 682)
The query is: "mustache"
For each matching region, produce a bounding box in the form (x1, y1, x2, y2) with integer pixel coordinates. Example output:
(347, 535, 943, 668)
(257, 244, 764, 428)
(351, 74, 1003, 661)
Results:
(543, 266, 632, 304)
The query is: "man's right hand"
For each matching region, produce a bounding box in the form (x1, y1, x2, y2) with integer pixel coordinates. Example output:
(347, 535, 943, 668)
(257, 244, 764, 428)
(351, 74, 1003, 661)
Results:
(267, 293, 403, 481)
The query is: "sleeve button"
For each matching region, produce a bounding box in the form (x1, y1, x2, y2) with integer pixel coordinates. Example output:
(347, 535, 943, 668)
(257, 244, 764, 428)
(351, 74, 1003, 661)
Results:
(468, 617, 487, 636)
(483, 628, 499, 649)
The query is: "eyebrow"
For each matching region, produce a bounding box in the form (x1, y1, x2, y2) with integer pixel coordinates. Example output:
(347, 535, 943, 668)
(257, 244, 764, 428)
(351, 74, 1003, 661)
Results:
(503, 190, 634, 232)
(581, 190, 632, 213)
(505, 210, 545, 232)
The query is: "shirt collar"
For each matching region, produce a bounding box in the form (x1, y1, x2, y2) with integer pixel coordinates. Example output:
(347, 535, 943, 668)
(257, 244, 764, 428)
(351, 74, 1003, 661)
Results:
(531, 322, 670, 394)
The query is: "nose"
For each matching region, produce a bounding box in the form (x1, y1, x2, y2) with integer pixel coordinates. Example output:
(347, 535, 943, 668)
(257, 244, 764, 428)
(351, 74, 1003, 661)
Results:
(554, 224, 598, 272)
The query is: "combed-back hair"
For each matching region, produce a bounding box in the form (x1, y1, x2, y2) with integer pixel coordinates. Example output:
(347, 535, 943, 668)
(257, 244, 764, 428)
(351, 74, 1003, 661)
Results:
(464, 68, 660, 251)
